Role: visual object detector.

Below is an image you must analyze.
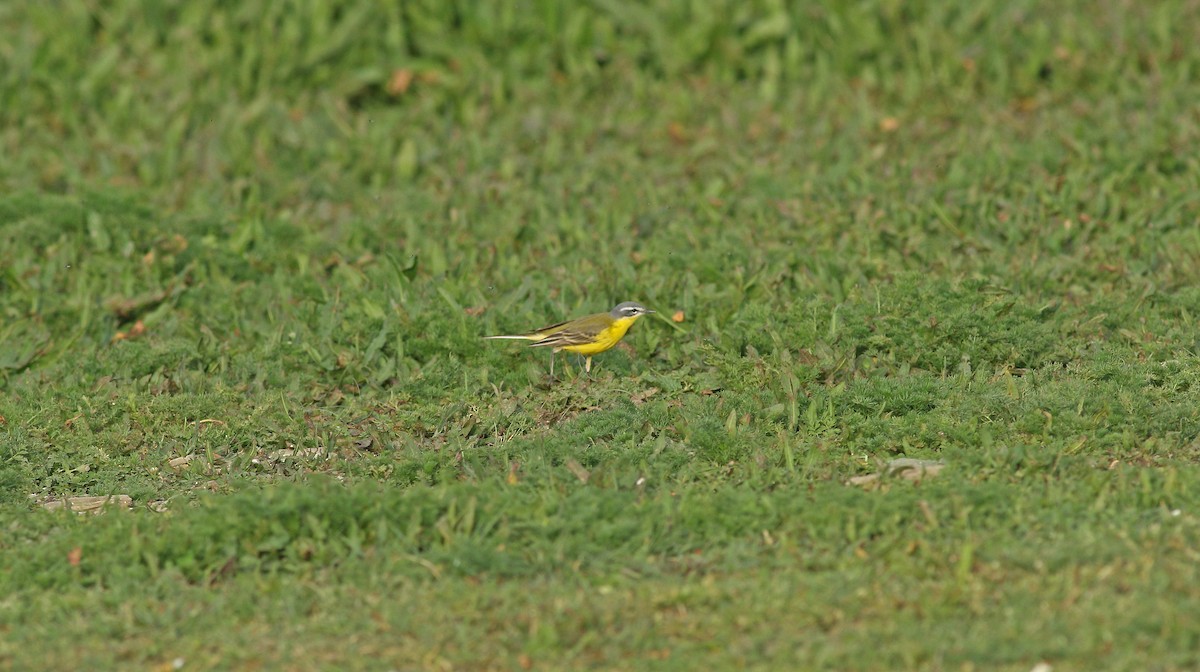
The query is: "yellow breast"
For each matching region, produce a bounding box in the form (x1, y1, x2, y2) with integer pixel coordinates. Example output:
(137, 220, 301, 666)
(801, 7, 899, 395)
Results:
(560, 316, 637, 356)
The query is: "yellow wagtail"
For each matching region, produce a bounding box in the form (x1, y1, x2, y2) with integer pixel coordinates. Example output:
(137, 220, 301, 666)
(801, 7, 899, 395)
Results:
(484, 301, 655, 375)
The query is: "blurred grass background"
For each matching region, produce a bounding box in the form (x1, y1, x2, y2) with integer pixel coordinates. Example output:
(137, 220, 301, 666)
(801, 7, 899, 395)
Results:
(3, 1, 1200, 670)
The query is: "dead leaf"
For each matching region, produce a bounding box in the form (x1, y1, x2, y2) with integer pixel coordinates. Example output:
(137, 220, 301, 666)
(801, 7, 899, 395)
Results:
(1014, 97, 1039, 113)
(192, 418, 226, 431)
(464, 306, 486, 317)
(264, 447, 326, 462)
(43, 495, 133, 513)
(107, 286, 174, 320)
(161, 234, 189, 255)
(667, 122, 688, 144)
(671, 310, 685, 323)
(879, 117, 900, 132)
(507, 462, 520, 485)
(564, 458, 590, 484)
(387, 68, 414, 96)
(67, 546, 82, 567)
(152, 658, 187, 672)
(168, 454, 194, 470)
(209, 556, 237, 586)
(112, 320, 147, 342)
(918, 499, 938, 527)
(887, 458, 944, 478)
(631, 387, 660, 406)
(847, 459, 945, 488)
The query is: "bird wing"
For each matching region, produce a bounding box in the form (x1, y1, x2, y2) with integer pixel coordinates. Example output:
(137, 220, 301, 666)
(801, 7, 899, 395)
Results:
(528, 313, 610, 348)
(527, 318, 572, 335)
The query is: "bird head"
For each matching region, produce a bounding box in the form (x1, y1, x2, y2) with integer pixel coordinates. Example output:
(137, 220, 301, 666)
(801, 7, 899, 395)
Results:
(610, 301, 655, 319)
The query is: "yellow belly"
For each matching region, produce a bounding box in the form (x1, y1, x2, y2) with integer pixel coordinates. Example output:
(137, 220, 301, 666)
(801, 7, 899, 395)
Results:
(559, 318, 635, 355)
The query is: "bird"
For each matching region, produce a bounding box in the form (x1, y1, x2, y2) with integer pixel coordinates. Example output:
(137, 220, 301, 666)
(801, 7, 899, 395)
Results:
(484, 301, 655, 376)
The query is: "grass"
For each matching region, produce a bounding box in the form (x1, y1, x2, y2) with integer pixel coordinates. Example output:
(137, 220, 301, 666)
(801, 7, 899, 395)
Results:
(3, 0, 1200, 669)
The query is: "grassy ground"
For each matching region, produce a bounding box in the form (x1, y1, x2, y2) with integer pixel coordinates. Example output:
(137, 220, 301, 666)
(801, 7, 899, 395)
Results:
(3, 1, 1200, 669)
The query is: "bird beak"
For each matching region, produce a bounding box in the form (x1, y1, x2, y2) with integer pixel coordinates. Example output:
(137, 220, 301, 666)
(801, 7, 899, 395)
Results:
(645, 309, 656, 314)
